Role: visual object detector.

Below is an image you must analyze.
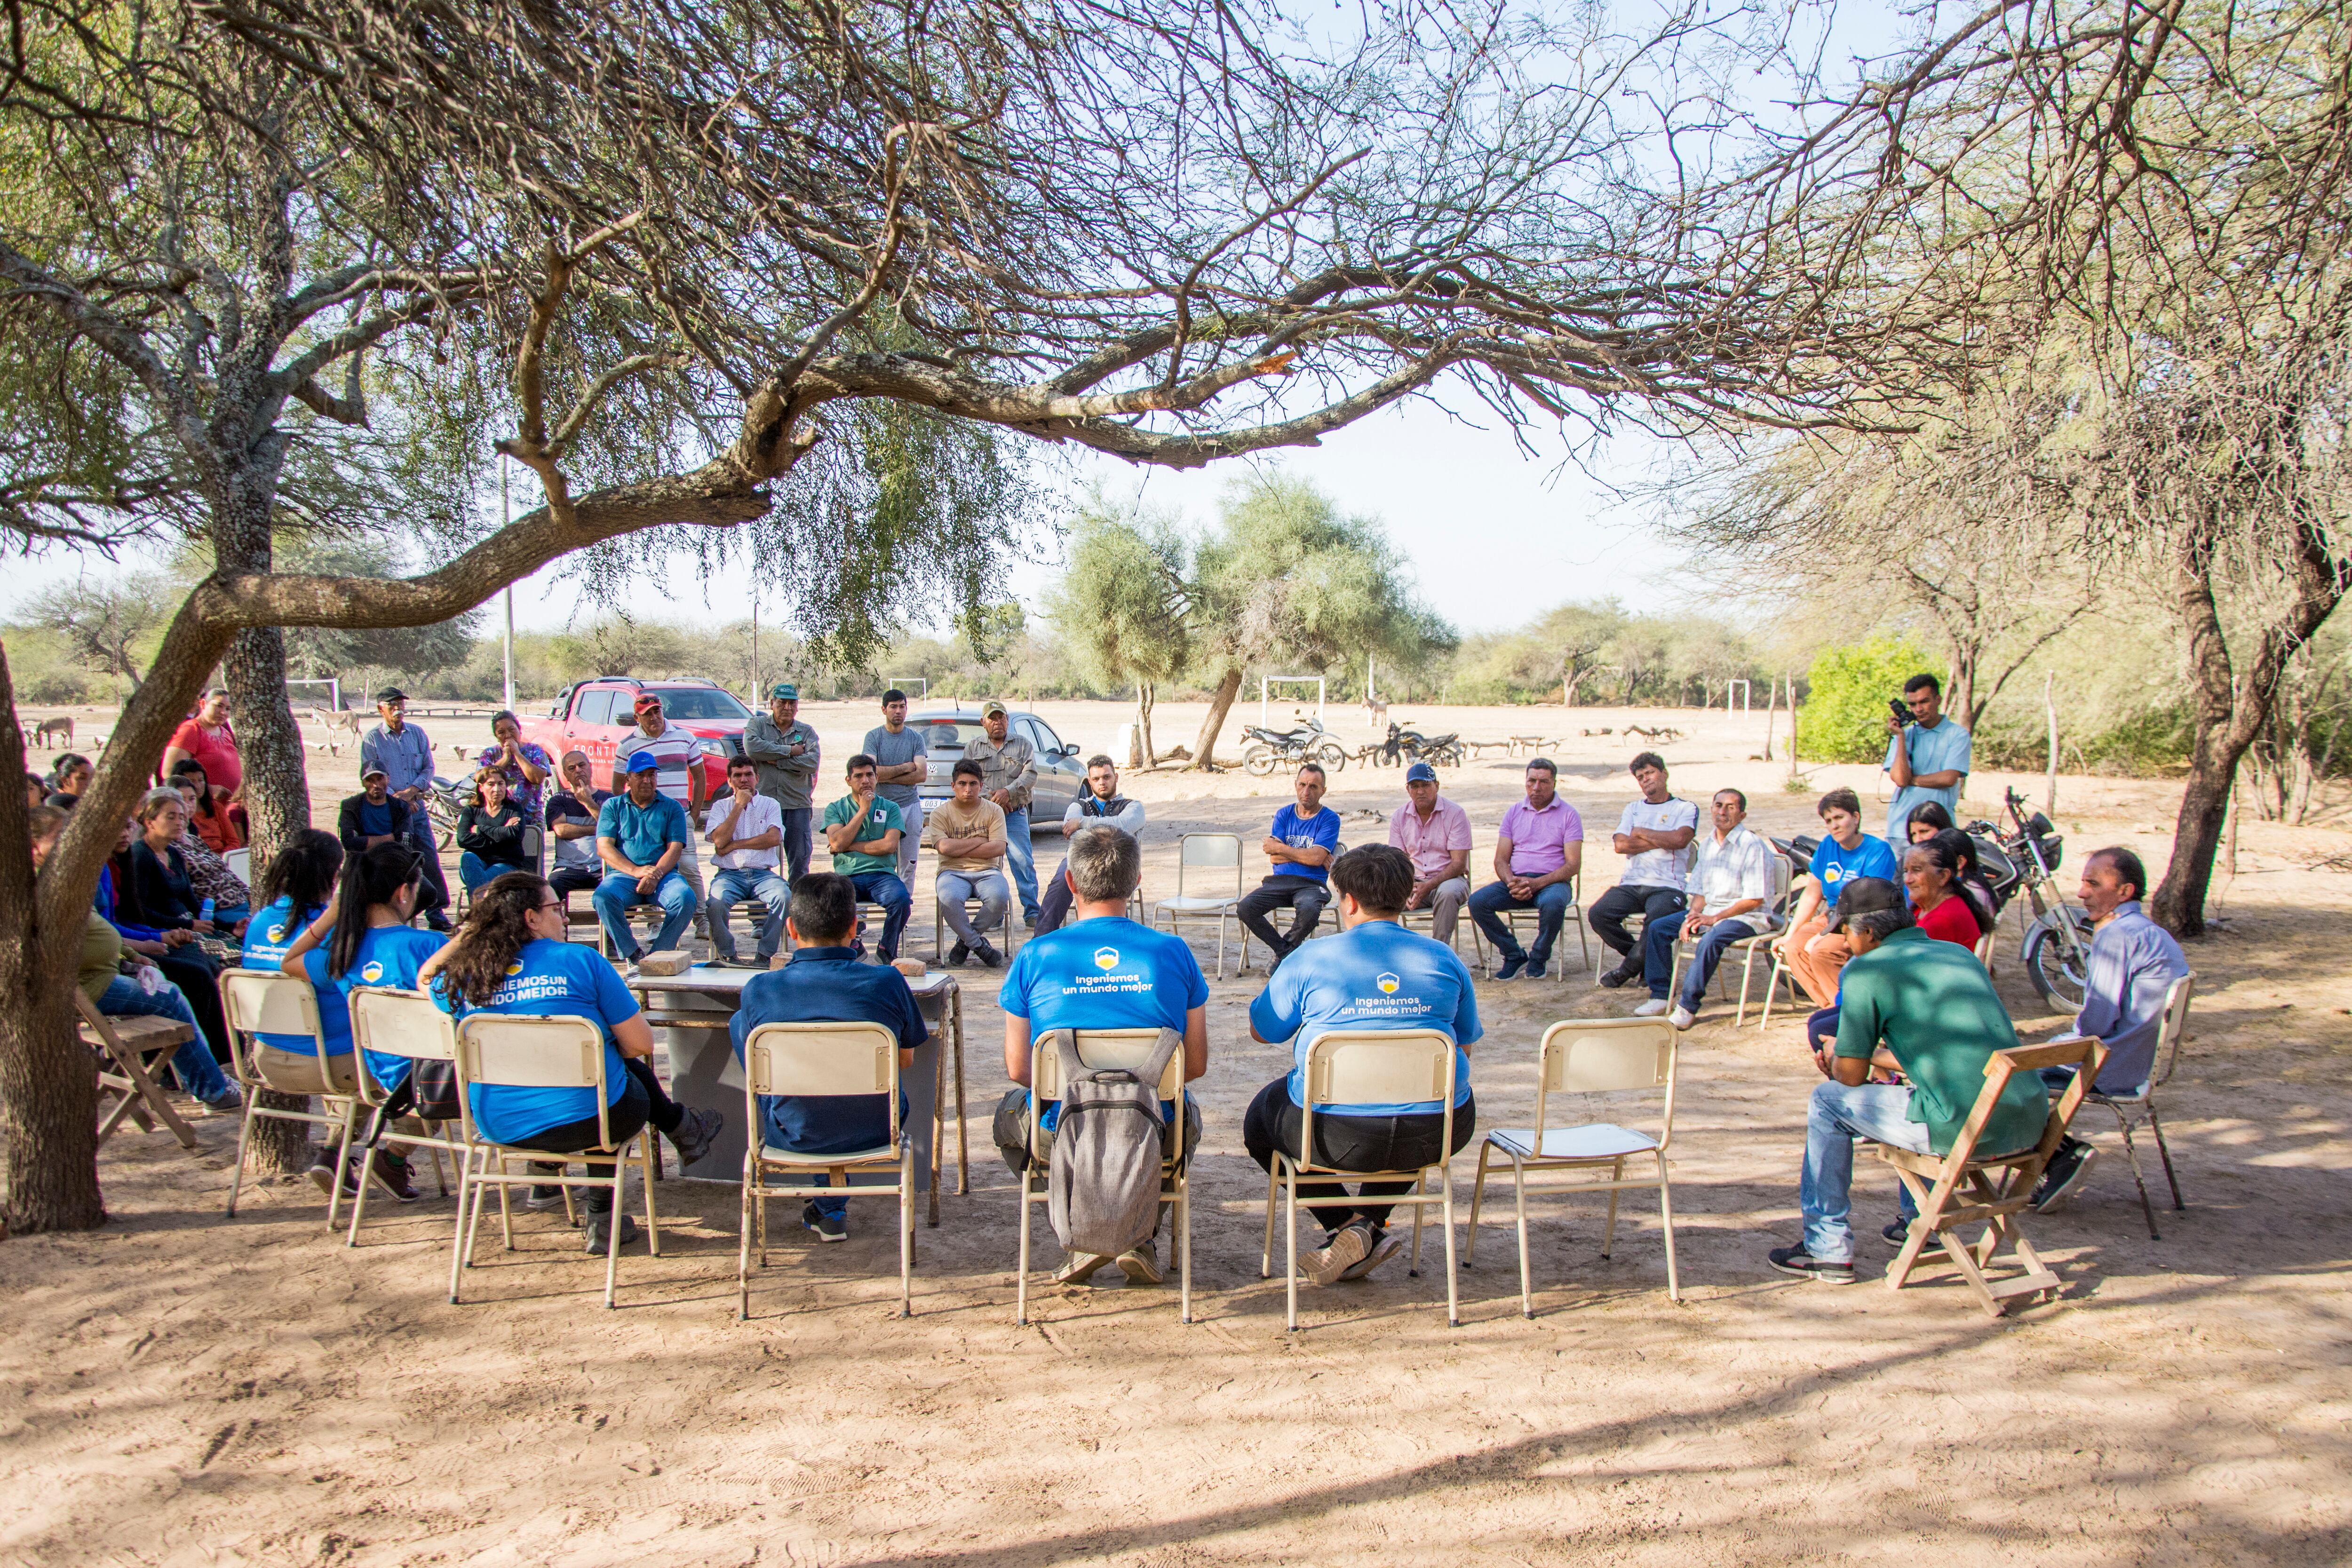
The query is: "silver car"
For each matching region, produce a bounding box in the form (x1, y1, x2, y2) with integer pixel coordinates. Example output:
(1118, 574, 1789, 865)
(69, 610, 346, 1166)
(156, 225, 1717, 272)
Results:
(910, 707, 1085, 826)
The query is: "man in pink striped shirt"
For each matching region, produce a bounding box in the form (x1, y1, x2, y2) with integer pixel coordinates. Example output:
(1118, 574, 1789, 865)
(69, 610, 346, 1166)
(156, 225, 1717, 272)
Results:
(1388, 762, 1473, 943)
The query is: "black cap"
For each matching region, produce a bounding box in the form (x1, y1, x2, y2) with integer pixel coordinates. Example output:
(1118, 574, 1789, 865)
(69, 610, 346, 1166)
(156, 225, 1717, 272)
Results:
(1827, 876, 1904, 934)
(376, 687, 407, 704)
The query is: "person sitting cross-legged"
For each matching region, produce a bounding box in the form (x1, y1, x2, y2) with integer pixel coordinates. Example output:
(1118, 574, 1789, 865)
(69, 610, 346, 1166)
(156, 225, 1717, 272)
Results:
(1244, 844, 1481, 1287)
(822, 754, 912, 962)
(1780, 787, 1900, 1009)
(703, 755, 792, 968)
(1234, 763, 1341, 971)
(1591, 751, 1699, 988)
(995, 823, 1209, 1287)
(592, 747, 699, 967)
(923, 759, 1011, 968)
(1466, 756, 1583, 980)
(729, 873, 930, 1242)
(1638, 787, 1776, 1029)
(1767, 877, 2049, 1284)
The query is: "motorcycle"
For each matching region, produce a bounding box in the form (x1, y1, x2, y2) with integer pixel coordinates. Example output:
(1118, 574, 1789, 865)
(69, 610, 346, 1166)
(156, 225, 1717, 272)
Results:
(1971, 788, 2092, 1009)
(1238, 718, 1350, 777)
(1373, 722, 1464, 769)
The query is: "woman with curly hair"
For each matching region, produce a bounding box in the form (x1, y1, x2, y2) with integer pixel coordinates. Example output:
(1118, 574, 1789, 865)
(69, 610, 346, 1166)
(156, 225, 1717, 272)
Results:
(417, 872, 721, 1254)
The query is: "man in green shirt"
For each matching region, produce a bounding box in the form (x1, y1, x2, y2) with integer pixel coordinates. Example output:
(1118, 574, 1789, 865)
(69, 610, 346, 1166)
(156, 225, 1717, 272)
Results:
(821, 753, 911, 960)
(1770, 878, 2049, 1284)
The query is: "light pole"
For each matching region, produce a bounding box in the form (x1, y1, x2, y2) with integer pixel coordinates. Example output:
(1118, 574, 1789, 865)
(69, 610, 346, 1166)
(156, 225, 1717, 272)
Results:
(499, 457, 515, 711)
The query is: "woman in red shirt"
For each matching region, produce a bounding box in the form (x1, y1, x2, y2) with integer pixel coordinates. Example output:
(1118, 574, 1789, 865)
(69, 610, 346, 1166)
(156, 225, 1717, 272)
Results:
(161, 689, 241, 799)
(1903, 831, 1991, 951)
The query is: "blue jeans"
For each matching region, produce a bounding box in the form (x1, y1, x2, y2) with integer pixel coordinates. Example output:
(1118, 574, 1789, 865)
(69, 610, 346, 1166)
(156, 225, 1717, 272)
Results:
(936, 869, 1010, 948)
(848, 870, 912, 960)
(1001, 806, 1038, 920)
(1468, 879, 1573, 964)
(707, 866, 791, 960)
(97, 975, 230, 1103)
(1800, 1080, 1931, 1262)
(762, 1090, 909, 1219)
(592, 869, 697, 959)
(459, 852, 530, 892)
(780, 807, 813, 887)
(404, 808, 453, 921)
(1653, 915, 1761, 1006)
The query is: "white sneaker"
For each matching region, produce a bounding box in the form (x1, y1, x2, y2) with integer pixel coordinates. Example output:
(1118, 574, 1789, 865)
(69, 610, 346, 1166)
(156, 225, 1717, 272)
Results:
(1632, 998, 1671, 1017)
(1670, 1005, 1697, 1031)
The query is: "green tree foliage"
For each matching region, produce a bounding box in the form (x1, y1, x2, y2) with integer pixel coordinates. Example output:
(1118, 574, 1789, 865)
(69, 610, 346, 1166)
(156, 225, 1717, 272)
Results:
(1047, 501, 1193, 761)
(1797, 637, 1944, 764)
(20, 575, 172, 688)
(1446, 600, 1767, 708)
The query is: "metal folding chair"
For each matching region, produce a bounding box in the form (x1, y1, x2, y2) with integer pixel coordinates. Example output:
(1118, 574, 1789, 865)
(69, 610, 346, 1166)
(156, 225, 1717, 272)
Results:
(2085, 972, 2195, 1239)
(1153, 833, 1242, 979)
(221, 969, 364, 1227)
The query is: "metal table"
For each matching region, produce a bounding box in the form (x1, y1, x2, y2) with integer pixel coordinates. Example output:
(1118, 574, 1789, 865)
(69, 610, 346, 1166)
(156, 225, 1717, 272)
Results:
(625, 964, 969, 1224)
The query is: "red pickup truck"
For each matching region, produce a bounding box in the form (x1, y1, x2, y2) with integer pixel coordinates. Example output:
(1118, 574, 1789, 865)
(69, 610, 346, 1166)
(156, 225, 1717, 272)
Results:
(518, 677, 754, 797)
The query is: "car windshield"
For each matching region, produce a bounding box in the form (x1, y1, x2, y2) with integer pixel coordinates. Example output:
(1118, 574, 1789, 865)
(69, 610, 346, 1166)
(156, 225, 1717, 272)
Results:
(643, 688, 749, 722)
(915, 718, 989, 752)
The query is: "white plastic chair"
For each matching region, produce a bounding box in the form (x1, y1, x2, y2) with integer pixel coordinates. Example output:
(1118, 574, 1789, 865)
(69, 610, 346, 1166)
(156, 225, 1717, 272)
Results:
(221, 969, 364, 1228)
(739, 1020, 915, 1319)
(1259, 1029, 1463, 1331)
(451, 1014, 661, 1309)
(1465, 1018, 1679, 1316)
(1467, 872, 1588, 982)
(2084, 971, 2195, 1239)
(222, 846, 252, 885)
(1152, 833, 1243, 979)
(343, 986, 468, 1246)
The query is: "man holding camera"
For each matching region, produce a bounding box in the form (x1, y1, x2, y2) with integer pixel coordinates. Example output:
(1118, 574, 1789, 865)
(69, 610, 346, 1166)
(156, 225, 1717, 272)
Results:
(1883, 673, 1971, 857)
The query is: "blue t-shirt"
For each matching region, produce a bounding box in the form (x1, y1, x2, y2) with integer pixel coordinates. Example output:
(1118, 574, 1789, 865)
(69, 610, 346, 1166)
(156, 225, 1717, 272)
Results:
(336, 924, 448, 1090)
(1249, 919, 1480, 1115)
(1883, 718, 1973, 850)
(434, 937, 642, 1145)
(728, 948, 930, 1155)
(1809, 834, 1900, 914)
(1266, 804, 1342, 884)
(355, 799, 399, 839)
(999, 917, 1208, 1128)
(241, 897, 353, 1057)
(596, 791, 689, 869)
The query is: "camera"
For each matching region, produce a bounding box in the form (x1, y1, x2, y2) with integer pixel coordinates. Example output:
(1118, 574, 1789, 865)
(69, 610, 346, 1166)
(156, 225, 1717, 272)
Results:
(1889, 698, 1910, 722)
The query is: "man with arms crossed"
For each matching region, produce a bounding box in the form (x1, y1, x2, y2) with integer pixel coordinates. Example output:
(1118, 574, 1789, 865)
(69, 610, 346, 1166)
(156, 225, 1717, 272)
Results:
(1592, 752, 1698, 989)
(740, 682, 821, 887)
(705, 755, 792, 967)
(359, 686, 453, 929)
(1388, 761, 1473, 947)
(1466, 756, 1583, 980)
(1035, 754, 1145, 935)
(1780, 787, 1901, 1008)
(1883, 673, 1971, 858)
(995, 823, 1209, 1286)
(861, 689, 929, 886)
(923, 759, 1012, 968)
(963, 700, 1042, 926)
(543, 750, 613, 900)
(1235, 763, 1342, 970)
(822, 754, 912, 962)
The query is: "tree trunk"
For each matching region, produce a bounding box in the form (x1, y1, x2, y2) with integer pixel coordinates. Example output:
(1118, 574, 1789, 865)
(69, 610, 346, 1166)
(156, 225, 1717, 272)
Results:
(1183, 666, 1244, 771)
(1136, 681, 1156, 768)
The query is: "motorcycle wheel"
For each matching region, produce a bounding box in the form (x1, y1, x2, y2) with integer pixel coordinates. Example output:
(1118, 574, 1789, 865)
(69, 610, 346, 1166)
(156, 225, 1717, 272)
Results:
(2022, 907, 2094, 1010)
(1314, 741, 1348, 772)
(425, 793, 459, 852)
(1240, 744, 1278, 778)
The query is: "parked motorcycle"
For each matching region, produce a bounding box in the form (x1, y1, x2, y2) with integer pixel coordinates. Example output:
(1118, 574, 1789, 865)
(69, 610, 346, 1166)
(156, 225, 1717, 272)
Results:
(1238, 718, 1350, 777)
(1372, 722, 1464, 768)
(1971, 789, 2091, 1009)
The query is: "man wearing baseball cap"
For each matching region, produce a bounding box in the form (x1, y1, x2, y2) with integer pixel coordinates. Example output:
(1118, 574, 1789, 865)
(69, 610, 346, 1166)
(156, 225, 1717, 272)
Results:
(1387, 761, 1473, 947)
(358, 687, 452, 927)
(962, 700, 1041, 925)
(337, 762, 419, 854)
(592, 745, 699, 963)
(741, 682, 821, 886)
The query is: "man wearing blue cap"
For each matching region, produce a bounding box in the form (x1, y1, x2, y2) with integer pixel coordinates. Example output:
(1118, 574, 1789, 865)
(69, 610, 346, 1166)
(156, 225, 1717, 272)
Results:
(593, 745, 700, 964)
(742, 682, 821, 885)
(1388, 761, 1472, 946)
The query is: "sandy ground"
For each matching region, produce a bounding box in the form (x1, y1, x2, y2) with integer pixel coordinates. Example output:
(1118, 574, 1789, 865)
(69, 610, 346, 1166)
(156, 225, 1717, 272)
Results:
(5, 700, 2351, 1566)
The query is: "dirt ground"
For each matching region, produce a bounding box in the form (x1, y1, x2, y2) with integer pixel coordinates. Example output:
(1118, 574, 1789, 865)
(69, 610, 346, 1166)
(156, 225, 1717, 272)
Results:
(5, 698, 2350, 1566)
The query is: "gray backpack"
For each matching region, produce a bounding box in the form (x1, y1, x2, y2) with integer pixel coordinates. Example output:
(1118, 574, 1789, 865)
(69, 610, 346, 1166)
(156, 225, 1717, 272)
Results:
(1042, 1027, 1182, 1258)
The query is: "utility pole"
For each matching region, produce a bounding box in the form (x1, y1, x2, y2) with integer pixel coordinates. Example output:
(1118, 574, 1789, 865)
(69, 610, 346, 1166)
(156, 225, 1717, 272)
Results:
(499, 457, 515, 711)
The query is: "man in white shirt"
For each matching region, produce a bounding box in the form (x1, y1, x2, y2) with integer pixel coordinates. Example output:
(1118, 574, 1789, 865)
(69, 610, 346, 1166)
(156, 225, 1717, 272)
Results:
(1592, 751, 1700, 989)
(1635, 788, 1776, 1028)
(704, 756, 790, 966)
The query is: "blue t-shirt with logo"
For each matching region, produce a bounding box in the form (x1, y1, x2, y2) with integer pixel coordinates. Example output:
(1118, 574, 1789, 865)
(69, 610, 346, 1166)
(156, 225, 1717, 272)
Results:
(1809, 834, 1900, 914)
(336, 924, 448, 1090)
(1266, 804, 1342, 884)
(999, 917, 1208, 1128)
(241, 896, 353, 1057)
(1249, 919, 1480, 1115)
(729, 948, 929, 1154)
(433, 937, 642, 1145)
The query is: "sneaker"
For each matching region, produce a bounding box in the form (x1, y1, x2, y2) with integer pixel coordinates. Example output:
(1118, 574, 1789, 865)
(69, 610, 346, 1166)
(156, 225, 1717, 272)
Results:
(198, 1083, 244, 1114)
(801, 1201, 848, 1242)
(2031, 1139, 2098, 1212)
(975, 943, 1004, 970)
(1598, 959, 1639, 989)
(1116, 1241, 1164, 1285)
(305, 1154, 340, 1195)
(668, 1106, 723, 1168)
(1300, 1221, 1375, 1286)
(369, 1150, 421, 1204)
(1767, 1245, 1855, 1283)
(526, 1184, 567, 1211)
(1669, 1005, 1697, 1031)
(849, 937, 867, 962)
(1633, 998, 1671, 1018)
(1023, 912, 1038, 929)
(1337, 1229, 1405, 1281)
(583, 1211, 643, 1255)
(1494, 953, 1527, 982)
(1526, 959, 1548, 981)
(1054, 1250, 1108, 1285)
(1882, 1218, 1913, 1245)
(946, 940, 970, 967)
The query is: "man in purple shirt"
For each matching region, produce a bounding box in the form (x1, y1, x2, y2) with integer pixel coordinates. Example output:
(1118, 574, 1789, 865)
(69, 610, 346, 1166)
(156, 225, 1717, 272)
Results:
(1388, 762, 1473, 944)
(1467, 757, 1585, 980)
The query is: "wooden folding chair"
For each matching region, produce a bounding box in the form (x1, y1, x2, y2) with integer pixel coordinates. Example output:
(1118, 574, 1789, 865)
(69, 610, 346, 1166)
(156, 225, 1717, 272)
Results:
(1259, 1028, 1462, 1331)
(1465, 1018, 1678, 1316)
(738, 1021, 916, 1320)
(78, 988, 200, 1151)
(451, 1014, 662, 1309)
(1152, 833, 1242, 979)
(342, 987, 469, 1246)
(1014, 1029, 1192, 1325)
(220, 969, 365, 1226)
(2085, 971, 2195, 1239)
(1876, 1035, 2107, 1317)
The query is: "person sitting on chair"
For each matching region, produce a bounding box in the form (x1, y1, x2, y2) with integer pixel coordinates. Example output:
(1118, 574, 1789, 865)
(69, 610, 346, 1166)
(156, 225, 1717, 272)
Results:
(923, 759, 1011, 968)
(1035, 754, 1144, 935)
(45, 752, 92, 812)
(544, 750, 612, 901)
(1466, 756, 1583, 980)
(730, 873, 930, 1243)
(2029, 846, 2190, 1214)
(592, 747, 699, 966)
(1781, 788, 1899, 1009)
(1637, 787, 1776, 1029)
(1390, 761, 1474, 948)
(822, 754, 912, 962)
(1903, 830, 1992, 951)
(1234, 763, 1341, 971)
(1244, 844, 1480, 1288)
(704, 755, 792, 968)
(1592, 752, 1699, 988)
(995, 822, 1209, 1287)
(456, 769, 534, 891)
(1767, 877, 2048, 1284)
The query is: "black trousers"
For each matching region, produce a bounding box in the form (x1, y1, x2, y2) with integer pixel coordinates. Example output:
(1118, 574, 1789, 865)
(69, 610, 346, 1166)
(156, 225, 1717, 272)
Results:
(1588, 883, 1685, 961)
(1236, 877, 1331, 957)
(524, 1060, 683, 1210)
(1242, 1076, 1475, 1232)
(548, 863, 603, 899)
(155, 949, 230, 1067)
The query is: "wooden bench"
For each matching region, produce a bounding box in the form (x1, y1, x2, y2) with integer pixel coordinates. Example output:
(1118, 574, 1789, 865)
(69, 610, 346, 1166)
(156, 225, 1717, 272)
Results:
(79, 989, 200, 1151)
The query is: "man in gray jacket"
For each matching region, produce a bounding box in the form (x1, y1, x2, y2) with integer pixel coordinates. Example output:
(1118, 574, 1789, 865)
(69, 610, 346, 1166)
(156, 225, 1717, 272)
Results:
(741, 682, 821, 886)
(963, 700, 1041, 925)
(1035, 755, 1146, 933)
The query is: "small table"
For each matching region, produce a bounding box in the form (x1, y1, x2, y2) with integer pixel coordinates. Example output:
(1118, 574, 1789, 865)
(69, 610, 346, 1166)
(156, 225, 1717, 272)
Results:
(626, 964, 969, 1224)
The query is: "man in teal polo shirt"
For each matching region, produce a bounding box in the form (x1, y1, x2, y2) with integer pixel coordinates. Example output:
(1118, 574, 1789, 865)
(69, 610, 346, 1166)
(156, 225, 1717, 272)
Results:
(822, 753, 911, 960)
(593, 747, 698, 963)
(1769, 877, 2048, 1283)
